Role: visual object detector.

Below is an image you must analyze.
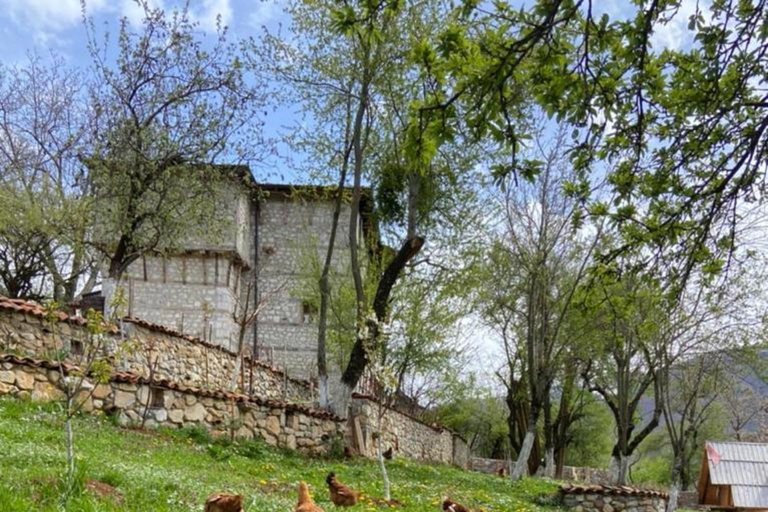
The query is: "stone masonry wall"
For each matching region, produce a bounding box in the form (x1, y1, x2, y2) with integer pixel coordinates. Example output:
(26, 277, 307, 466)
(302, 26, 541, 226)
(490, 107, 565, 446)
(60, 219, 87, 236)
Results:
(256, 198, 357, 379)
(0, 308, 313, 402)
(350, 394, 469, 467)
(560, 486, 668, 512)
(0, 354, 343, 454)
(470, 458, 610, 483)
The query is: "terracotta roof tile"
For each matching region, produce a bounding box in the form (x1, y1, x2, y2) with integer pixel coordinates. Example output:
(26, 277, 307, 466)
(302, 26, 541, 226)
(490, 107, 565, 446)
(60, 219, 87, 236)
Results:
(0, 296, 118, 332)
(559, 484, 669, 500)
(0, 353, 342, 422)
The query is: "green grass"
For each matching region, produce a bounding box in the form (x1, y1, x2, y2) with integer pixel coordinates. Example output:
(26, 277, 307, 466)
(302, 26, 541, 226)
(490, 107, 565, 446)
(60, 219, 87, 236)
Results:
(0, 397, 564, 511)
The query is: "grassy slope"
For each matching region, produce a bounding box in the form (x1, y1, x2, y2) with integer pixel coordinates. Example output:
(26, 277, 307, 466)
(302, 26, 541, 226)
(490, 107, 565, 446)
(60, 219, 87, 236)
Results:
(0, 397, 563, 512)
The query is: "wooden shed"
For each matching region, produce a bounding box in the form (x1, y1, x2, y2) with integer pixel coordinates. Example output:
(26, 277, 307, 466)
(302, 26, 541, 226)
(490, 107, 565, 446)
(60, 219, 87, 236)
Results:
(698, 441, 768, 510)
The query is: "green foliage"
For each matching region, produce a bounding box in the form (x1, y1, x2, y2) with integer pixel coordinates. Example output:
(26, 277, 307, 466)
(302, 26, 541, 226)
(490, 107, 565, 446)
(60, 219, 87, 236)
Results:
(84, 2, 263, 280)
(564, 397, 615, 469)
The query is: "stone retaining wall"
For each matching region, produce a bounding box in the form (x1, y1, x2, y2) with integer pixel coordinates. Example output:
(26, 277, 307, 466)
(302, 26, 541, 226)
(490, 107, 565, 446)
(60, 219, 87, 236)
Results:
(0, 306, 313, 402)
(560, 485, 668, 512)
(470, 458, 609, 483)
(470, 457, 509, 475)
(350, 393, 469, 468)
(0, 354, 343, 454)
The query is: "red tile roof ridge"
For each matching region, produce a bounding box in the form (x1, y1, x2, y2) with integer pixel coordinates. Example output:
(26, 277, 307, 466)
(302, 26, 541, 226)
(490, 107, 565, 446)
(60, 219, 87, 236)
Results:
(0, 296, 118, 332)
(0, 353, 342, 422)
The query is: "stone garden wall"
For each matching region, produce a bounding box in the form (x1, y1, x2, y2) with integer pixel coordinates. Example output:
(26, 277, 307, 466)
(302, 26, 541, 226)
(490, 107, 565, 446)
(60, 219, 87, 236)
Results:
(0, 354, 343, 454)
(0, 302, 313, 402)
(471, 458, 610, 483)
(0, 297, 474, 467)
(350, 393, 469, 468)
(560, 485, 668, 512)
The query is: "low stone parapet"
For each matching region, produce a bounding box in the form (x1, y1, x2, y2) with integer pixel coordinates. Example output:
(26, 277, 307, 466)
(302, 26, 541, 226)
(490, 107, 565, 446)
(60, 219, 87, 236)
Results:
(560, 484, 669, 512)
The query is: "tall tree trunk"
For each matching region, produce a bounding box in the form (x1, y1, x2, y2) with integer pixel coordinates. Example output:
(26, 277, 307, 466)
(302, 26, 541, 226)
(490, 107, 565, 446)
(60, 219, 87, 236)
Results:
(317, 92, 354, 409)
(609, 452, 630, 485)
(666, 452, 684, 512)
(512, 421, 537, 480)
(543, 389, 556, 478)
(377, 402, 391, 501)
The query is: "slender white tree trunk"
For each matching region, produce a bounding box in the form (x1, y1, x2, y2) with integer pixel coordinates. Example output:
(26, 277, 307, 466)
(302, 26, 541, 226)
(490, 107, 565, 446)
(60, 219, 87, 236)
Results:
(377, 406, 391, 501)
(666, 454, 683, 512)
(609, 454, 619, 483)
(330, 381, 353, 419)
(65, 396, 75, 488)
(609, 454, 630, 484)
(544, 447, 555, 478)
(512, 429, 536, 481)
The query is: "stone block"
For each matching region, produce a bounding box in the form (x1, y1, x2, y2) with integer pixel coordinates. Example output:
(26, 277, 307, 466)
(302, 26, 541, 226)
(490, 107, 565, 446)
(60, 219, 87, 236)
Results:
(92, 384, 111, 400)
(184, 402, 206, 422)
(0, 370, 15, 384)
(154, 409, 168, 422)
(137, 387, 149, 406)
(169, 409, 184, 424)
(15, 371, 35, 390)
(114, 390, 136, 408)
(266, 415, 280, 436)
(31, 381, 63, 401)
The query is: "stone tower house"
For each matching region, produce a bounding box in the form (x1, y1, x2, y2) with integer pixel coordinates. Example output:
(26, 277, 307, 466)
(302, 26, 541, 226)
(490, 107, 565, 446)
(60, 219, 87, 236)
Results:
(102, 169, 367, 379)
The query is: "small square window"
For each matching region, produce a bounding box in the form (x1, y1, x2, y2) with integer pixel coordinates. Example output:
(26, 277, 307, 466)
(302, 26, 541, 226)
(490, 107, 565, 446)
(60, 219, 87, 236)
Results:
(70, 340, 84, 356)
(150, 388, 165, 408)
(302, 302, 317, 324)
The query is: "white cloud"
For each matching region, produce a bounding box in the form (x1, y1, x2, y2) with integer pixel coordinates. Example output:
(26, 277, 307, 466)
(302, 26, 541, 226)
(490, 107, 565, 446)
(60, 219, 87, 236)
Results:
(2, 0, 109, 43)
(650, 0, 711, 52)
(120, 0, 165, 27)
(191, 0, 232, 32)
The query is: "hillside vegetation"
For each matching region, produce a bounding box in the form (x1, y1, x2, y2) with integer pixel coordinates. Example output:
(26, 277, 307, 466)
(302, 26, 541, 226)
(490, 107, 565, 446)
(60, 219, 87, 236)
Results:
(0, 398, 562, 512)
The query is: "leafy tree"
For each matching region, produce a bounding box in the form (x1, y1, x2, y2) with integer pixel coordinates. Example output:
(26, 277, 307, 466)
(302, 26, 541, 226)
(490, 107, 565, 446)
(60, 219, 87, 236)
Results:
(256, 0, 481, 414)
(579, 266, 667, 484)
(406, 0, 768, 296)
(564, 395, 615, 469)
(43, 291, 129, 492)
(83, 0, 265, 283)
(0, 53, 93, 302)
(475, 122, 603, 480)
(434, 378, 511, 459)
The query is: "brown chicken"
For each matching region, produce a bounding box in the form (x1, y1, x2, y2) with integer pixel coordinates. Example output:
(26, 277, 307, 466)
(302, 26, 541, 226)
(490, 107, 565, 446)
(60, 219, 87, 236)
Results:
(383, 447, 393, 460)
(442, 497, 471, 512)
(204, 493, 244, 512)
(326, 472, 360, 507)
(296, 482, 325, 512)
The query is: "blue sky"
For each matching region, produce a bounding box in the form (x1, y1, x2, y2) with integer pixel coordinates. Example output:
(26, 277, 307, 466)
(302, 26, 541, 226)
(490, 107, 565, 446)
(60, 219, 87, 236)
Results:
(0, 0, 287, 60)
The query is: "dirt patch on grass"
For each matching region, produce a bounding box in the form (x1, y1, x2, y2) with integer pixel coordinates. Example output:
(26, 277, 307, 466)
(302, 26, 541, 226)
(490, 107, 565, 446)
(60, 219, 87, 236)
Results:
(86, 480, 124, 504)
